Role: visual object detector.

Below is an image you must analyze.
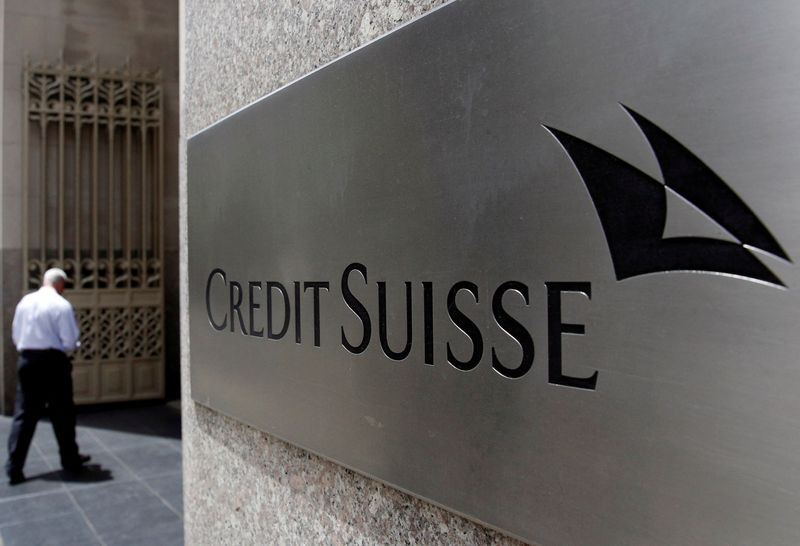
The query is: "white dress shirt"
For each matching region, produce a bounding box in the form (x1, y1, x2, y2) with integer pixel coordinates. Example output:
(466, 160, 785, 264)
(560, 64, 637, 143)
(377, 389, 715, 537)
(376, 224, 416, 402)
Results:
(12, 286, 80, 352)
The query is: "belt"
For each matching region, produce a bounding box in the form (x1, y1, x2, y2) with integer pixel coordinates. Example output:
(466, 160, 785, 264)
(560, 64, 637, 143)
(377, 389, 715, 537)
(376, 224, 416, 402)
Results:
(20, 348, 65, 356)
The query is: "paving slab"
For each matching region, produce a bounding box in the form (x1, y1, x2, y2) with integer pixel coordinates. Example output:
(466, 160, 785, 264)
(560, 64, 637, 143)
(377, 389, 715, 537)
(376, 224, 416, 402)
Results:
(72, 480, 183, 545)
(0, 511, 101, 546)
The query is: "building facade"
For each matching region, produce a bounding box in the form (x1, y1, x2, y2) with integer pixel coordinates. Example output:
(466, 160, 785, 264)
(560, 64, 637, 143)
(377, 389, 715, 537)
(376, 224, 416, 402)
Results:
(1, 0, 180, 413)
(184, 0, 800, 544)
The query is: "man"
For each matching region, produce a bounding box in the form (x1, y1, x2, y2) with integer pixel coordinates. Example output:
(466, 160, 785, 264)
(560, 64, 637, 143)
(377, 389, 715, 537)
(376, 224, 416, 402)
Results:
(6, 268, 90, 485)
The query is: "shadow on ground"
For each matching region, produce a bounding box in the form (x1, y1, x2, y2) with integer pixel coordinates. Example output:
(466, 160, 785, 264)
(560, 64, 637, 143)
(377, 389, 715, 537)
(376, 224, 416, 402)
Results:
(31, 464, 114, 484)
(76, 401, 182, 439)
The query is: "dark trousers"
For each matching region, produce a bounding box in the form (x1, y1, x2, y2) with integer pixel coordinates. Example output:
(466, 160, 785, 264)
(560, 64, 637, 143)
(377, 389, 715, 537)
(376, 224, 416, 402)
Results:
(5, 349, 80, 475)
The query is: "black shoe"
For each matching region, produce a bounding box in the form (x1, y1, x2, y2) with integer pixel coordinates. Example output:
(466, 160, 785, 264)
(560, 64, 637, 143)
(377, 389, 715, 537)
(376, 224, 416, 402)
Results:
(7, 471, 25, 485)
(63, 453, 91, 472)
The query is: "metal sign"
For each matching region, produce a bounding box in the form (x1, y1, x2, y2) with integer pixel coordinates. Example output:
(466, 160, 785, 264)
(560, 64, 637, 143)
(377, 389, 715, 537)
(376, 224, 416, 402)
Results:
(188, 0, 800, 543)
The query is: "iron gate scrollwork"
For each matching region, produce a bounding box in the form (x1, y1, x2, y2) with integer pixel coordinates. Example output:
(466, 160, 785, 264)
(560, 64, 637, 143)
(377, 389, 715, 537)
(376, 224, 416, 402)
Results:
(22, 60, 165, 403)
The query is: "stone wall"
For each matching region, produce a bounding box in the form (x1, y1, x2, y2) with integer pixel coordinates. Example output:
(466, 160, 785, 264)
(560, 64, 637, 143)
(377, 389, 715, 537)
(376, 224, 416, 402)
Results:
(180, 0, 524, 543)
(1, 0, 180, 412)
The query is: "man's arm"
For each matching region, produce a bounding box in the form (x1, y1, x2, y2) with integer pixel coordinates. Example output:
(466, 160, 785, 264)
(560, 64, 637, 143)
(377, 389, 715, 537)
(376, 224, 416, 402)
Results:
(57, 305, 80, 352)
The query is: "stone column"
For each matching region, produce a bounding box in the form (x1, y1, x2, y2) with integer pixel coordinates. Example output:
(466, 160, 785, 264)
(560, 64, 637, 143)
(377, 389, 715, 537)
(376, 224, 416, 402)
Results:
(180, 1, 523, 543)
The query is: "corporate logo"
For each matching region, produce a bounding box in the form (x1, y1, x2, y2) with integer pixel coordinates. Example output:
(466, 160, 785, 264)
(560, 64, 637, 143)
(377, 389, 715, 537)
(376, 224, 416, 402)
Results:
(545, 105, 791, 287)
(202, 106, 792, 393)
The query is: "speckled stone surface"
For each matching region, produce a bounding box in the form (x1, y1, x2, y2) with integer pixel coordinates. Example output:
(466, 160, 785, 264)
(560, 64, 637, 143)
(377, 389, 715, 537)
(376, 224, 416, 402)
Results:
(180, 1, 526, 544)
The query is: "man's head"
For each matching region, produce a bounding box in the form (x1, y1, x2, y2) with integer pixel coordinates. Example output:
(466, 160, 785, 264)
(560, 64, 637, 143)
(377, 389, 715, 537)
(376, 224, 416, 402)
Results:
(43, 268, 68, 294)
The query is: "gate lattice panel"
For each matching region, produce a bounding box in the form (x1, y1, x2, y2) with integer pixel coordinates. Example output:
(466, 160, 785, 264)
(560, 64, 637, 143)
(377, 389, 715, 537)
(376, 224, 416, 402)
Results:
(22, 60, 165, 403)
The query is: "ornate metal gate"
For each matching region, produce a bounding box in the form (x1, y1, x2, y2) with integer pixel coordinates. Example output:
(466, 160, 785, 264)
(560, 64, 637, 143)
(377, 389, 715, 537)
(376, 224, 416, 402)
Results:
(22, 60, 164, 404)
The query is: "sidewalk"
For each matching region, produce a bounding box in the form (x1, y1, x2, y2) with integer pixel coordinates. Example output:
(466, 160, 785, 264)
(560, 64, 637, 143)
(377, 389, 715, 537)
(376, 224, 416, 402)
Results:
(0, 403, 182, 546)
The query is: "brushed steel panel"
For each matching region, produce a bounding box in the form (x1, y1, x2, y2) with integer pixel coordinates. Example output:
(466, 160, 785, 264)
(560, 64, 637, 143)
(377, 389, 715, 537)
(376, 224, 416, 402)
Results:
(188, 1, 800, 544)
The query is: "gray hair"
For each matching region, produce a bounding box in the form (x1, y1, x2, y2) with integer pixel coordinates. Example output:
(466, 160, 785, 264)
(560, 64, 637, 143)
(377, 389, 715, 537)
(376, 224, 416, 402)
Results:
(43, 268, 68, 286)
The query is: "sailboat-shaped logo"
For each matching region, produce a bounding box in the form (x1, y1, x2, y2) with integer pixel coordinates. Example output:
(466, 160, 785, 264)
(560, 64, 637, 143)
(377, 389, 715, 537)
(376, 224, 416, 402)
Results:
(545, 105, 790, 287)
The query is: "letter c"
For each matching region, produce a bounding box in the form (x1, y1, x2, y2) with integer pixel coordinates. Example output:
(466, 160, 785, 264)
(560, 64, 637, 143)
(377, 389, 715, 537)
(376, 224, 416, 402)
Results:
(206, 268, 228, 331)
